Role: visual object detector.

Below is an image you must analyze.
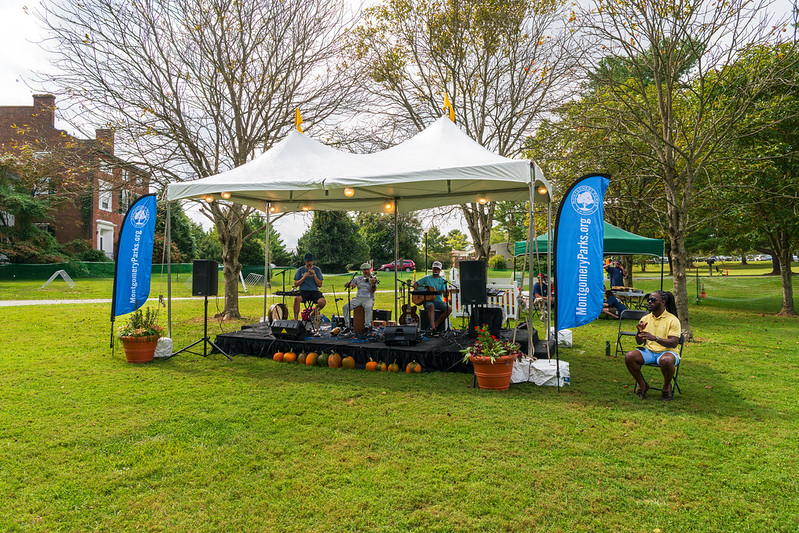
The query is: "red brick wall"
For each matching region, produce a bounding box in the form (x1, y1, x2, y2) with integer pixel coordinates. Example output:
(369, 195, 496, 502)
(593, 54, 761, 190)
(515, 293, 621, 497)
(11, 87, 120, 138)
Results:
(0, 95, 150, 257)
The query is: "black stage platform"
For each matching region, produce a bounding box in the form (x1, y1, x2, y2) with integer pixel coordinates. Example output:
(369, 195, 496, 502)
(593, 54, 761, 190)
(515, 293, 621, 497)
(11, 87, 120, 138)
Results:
(212, 323, 555, 373)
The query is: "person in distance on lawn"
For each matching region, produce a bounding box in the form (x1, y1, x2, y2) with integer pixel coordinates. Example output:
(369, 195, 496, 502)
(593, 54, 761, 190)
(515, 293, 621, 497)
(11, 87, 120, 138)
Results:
(605, 260, 626, 288)
(293, 252, 326, 320)
(601, 288, 627, 318)
(532, 273, 554, 321)
(625, 290, 681, 401)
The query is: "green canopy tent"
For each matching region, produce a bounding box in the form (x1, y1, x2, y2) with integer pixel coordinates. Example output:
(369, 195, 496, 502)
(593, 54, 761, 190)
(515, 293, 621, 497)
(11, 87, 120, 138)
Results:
(514, 222, 665, 289)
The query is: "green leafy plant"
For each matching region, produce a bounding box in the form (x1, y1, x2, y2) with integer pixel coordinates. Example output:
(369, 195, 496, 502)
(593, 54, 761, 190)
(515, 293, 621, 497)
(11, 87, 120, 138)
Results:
(461, 325, 521, 363)
(117, 307, 164, 338)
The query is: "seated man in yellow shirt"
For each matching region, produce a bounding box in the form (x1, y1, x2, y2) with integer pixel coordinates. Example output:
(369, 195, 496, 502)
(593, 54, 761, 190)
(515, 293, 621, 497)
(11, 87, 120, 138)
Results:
(624, 290, 682, 401)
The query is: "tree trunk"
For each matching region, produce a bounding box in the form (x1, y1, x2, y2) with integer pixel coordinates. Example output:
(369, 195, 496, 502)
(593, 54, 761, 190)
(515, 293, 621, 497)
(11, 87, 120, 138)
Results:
(461, 202, 495, 262)
(213, 205, 245, 320)
(765, 230, 797, 317)
(665, 189, 692, 341)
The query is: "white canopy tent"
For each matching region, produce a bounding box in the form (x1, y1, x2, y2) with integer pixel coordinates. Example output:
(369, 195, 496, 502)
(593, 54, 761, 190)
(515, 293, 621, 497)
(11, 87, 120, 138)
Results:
(165, 117, 553, 354)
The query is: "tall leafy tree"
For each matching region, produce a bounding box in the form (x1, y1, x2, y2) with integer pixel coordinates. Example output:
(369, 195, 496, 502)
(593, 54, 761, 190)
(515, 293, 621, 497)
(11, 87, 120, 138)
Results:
(350, 0, 581, 261)
(714, 42, 799, 316)
(356, 212, 422, 265)
(296, 212, 369, 272)
(37, 0, 359, 318)
(574, 0, 797, 338)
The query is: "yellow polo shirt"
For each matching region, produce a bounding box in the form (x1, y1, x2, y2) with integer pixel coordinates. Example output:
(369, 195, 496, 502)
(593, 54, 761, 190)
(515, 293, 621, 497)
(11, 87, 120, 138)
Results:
(639, 310, 681, 352)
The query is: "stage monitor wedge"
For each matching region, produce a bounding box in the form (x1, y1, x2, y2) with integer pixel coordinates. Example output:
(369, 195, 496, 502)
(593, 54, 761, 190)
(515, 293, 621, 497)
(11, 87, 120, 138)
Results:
(270, 320, 307, 340)
(460, 260, 487, 305)
(192, 259, 219, 296)
(384, 326, 421, 346)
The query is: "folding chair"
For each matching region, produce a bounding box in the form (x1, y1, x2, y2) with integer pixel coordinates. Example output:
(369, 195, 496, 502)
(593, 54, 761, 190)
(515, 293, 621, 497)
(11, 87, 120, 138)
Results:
(633, 334, 685, 395)
(614, 309, 648, 357)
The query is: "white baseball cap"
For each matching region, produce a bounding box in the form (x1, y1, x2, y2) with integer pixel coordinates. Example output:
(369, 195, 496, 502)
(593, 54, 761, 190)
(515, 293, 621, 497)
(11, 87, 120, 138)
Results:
(432, 261, 443, 269)
(360, 262, 371, 270)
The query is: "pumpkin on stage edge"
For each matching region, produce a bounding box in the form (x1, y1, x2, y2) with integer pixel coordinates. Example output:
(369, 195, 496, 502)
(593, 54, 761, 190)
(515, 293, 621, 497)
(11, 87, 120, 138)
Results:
(273, 352, 284, 362)
(328, 352, 342, 368)
(365, 358, 378, 372)
(406, 361, 421, 373)
(306, 352, 318, 366)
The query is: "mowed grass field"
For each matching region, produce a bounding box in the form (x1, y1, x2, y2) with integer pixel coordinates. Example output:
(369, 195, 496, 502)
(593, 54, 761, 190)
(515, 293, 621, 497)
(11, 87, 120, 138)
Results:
(0, 269, 797, 531)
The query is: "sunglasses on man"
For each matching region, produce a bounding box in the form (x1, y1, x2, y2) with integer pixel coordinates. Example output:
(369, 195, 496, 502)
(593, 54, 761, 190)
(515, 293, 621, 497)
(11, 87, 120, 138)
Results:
(647, 297, 661, 303)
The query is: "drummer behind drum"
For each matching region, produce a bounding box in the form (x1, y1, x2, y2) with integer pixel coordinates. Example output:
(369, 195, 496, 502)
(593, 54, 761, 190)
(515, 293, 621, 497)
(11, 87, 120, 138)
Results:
(413, 260, 451, 336)
(293, 252, 326, 320)
(342, 262, 378, 332)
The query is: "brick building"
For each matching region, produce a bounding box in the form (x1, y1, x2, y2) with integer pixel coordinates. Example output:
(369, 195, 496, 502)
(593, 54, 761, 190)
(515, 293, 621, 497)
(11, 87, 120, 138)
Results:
(0, 94, 149, 259)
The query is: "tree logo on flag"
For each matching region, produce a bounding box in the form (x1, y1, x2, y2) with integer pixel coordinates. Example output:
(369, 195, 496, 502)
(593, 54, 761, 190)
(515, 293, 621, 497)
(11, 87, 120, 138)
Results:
(570, 185, 600, 216)
(130, 204, 151, 228)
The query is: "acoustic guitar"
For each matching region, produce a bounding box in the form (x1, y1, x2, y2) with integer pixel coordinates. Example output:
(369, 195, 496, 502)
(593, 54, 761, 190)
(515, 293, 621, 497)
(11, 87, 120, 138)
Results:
(410, 285, 459, 306)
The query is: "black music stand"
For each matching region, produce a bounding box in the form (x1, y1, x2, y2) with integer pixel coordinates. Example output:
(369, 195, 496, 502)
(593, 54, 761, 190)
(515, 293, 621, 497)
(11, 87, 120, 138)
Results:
(170, 294, 232, 360)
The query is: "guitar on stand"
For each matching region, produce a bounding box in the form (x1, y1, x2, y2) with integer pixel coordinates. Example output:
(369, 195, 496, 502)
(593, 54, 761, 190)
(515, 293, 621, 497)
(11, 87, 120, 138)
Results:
(400, 280, 419, 325)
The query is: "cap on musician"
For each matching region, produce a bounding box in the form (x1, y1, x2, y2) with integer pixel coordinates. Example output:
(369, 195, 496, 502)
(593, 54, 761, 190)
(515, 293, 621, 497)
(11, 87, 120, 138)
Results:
(359, 262, 371, 272)
(304, 252, 313, 262)
(431, 261, 443, 270)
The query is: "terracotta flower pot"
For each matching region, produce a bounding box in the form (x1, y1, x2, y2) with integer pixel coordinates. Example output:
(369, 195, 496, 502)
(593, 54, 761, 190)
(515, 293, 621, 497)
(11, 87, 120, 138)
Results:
(120, 335, 160, 364)
(470, 354, 514, 390)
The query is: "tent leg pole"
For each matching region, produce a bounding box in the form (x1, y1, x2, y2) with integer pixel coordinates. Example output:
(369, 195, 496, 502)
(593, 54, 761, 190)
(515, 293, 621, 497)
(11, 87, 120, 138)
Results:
(167, 199, 172, 338)
(264, 203, 271, 321)
(394, 199, 399, 322)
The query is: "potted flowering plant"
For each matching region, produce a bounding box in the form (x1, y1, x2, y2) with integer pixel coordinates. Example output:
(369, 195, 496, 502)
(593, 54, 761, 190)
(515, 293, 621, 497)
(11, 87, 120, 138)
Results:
(462, 326, 522, 390)
(117, 307, 164, 363)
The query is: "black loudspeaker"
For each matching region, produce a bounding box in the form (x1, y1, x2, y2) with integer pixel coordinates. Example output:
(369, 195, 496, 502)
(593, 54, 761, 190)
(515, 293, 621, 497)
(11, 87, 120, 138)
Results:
(270, 320, 307, 340)
(384, 326, 421, 346)
(460, 260, 487, 305)
(373, 309, 392, 321)
(468, 306, 503, 338)
(192, 259, 219, 296)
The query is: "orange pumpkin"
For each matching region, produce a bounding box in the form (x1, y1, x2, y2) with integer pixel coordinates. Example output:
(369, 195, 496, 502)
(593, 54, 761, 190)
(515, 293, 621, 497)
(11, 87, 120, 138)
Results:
(306, 352, 318, 366)
(378, 361, 387, 372)
(406, 361, 421, 373)
(342, 355, 356, 369)
(284, 351, 297, 363)
(388, 360, 400, 372)
(328, 352, 342, 368)
(365, 358, 378, 372)
(273, 352, 284, 362)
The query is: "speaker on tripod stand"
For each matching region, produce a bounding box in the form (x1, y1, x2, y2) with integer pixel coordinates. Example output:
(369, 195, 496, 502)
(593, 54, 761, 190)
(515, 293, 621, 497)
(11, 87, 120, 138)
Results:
(171, 260, 231, 360)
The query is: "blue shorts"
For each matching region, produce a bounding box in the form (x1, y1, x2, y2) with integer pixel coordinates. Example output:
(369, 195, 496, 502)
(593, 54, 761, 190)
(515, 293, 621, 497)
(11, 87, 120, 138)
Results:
(423, 299, 448, 313)
(639, 347, 680, 366)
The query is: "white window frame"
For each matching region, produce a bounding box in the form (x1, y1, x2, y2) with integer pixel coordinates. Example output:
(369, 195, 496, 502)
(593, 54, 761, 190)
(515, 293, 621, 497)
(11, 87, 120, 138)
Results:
(98, 179, 112, 212)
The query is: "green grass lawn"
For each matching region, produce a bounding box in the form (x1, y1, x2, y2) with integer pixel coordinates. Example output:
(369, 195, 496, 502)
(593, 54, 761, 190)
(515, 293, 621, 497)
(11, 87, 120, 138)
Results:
(1, 275, 798, 531)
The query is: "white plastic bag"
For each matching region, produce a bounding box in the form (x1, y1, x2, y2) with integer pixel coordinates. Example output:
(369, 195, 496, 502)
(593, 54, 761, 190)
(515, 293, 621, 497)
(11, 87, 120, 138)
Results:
(511, 358, 531, 383)
(529, 358, 570, 386)
(153, 337, 173, 359)
(548, 328, 573, 347)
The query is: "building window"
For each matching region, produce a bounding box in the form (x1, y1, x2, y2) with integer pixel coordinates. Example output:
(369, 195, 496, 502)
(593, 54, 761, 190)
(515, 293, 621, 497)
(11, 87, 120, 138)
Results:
(32, 177, 51, 197)
(98, 179, 112, 212)
(119, 189, 131, 213)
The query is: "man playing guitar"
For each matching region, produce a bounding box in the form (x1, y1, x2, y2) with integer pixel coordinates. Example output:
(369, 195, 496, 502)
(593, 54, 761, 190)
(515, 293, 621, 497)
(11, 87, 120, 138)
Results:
(412, 261, 452, 336)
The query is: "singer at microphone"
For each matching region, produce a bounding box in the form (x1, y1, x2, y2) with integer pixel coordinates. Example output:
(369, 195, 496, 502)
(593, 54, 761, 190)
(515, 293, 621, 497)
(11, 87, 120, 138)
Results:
(343, 262, 377, 332)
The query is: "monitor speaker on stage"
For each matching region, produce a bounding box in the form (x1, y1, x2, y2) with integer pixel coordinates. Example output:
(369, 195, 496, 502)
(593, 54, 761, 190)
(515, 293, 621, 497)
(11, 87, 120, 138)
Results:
(384, 325, 421, 346)
(192, 259, 219, 296)
(460, 260, 487, 305)
(468, 306, 503, 338)
(270, 320, 307, 340)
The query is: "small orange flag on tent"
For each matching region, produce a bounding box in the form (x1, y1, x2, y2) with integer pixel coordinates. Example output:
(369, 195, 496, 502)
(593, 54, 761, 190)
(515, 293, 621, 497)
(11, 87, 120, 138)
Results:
(443, 94, 455, 122)
(295, 108, 303, 133)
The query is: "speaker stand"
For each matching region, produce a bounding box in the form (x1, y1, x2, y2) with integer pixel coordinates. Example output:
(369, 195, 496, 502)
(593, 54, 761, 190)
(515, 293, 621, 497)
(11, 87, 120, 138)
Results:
(170, 295, 233, 360)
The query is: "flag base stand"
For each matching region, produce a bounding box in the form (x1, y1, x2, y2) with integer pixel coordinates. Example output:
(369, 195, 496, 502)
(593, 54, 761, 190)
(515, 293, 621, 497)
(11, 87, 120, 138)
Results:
(169, 295, 232, 360)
